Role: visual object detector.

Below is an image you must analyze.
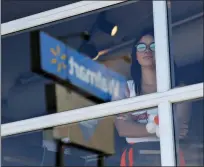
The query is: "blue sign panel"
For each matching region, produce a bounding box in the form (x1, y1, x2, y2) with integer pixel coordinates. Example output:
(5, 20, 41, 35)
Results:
(39, 31, 127, 101)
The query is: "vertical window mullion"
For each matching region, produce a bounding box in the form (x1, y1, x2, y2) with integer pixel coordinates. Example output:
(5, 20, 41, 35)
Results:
(158, 101, 176, 166)
(153, 0, 171, 92)
(152, 1, 176, 166)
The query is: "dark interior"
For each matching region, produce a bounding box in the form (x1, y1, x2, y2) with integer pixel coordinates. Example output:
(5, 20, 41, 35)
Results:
(1, 0, 81, 23)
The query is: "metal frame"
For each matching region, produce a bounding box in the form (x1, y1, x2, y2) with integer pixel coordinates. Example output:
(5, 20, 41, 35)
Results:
(153, 1, 175, 165)
(1, 0, 203, 166)
(2, 83, 203, 137)
(1, 1, 126, 36)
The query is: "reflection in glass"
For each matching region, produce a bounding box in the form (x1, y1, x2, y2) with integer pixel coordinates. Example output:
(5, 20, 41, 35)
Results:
(2, 107, 162, 167)
(173, 98, 203, 166)
(168, 1, 204, 87)
(1, 1, 164, 165)
(1, 1, 157, 124)
(2, 131, 95, 166)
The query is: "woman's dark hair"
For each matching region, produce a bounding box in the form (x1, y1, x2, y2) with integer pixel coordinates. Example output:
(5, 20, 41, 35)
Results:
(130, 28, 154, 94)
(130, 28, 181, 94)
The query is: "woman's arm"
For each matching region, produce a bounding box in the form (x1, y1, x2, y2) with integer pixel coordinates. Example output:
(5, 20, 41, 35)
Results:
(174, 100, 191, 139)
(114, 82, 156, 138)
(174, 84, 192, 139)
(115, 113, 156, 138)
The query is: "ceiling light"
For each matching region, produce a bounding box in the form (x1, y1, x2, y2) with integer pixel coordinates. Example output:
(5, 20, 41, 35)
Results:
(111, 25, 118, 36)
(98, 20, 118, 37)
(96, 13, 118, 37)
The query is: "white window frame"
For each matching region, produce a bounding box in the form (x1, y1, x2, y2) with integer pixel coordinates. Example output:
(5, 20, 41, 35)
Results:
(1, 1, 203, 166)
(1, 1, 126, 36)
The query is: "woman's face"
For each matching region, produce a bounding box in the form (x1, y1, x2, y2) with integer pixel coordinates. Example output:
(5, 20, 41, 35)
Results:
(136, 34, 155, 67)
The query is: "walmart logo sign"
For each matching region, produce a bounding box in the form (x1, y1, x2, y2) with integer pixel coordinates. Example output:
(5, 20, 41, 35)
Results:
(39, 31, 127, 101)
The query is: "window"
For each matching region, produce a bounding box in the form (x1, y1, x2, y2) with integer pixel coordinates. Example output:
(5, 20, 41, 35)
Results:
(2, 107, 161, 166)
(167, 1, 204, 87)
(2, 131, 99, 166)
(1, 1, 203, 166)
(2, 1, 158, 123)
(173, 98, 203, 166)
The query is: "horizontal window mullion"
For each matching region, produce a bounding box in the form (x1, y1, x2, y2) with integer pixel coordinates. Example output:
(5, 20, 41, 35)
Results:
(1, 83, 203, 137)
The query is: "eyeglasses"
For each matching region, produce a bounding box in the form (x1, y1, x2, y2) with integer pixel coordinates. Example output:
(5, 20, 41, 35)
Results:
(135, 42, 155, 52)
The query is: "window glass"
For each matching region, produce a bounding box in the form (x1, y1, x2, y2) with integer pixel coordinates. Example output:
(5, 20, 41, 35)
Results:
(2, 1, 158, 123)
(1, 0, 81, 23)
(168, 1, 204, 87)
(173, 98, 203, 166)
(2, 107, 161, 166)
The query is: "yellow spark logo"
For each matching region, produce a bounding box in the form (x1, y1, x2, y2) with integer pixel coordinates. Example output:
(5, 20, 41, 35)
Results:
(50, 45, 67, 72)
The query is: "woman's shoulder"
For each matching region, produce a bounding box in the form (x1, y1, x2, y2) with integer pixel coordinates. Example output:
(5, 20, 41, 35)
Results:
(127, 80, 136, 97)
(127, 80, 134, 85)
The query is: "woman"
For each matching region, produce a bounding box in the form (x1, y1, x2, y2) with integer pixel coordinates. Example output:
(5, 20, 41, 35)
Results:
(115, 29, 190, 166)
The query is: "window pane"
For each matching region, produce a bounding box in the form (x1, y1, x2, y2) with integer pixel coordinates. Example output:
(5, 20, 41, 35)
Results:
(167, 1, 204, 87)
(2, 107, 161, 166)
(173, 98, 203, 166)
(1, 1, 81, 23)
(2, 1, 158, 123)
